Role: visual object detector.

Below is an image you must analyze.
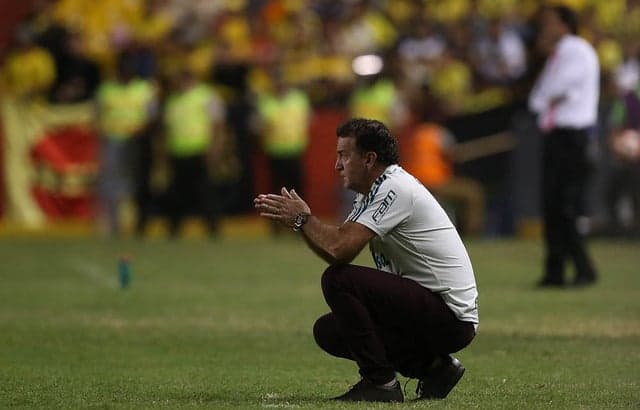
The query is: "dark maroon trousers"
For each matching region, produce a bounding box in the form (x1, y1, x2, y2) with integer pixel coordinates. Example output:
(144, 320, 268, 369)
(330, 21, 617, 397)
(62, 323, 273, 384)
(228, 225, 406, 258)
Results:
(313, 264, 475, 385)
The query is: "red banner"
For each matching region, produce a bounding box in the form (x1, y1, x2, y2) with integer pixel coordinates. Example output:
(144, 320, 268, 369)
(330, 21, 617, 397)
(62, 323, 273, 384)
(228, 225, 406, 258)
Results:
(30, 126, 98, 219)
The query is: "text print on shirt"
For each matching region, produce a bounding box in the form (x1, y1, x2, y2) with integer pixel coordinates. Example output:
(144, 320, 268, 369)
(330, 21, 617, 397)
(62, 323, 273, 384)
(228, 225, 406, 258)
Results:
(372, 190, 397, 224)
(373, 251, 391, 270)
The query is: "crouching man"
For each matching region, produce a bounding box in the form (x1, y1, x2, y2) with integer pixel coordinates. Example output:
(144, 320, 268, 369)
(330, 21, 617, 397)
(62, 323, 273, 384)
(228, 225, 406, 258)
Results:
(254, 118, 479, 402)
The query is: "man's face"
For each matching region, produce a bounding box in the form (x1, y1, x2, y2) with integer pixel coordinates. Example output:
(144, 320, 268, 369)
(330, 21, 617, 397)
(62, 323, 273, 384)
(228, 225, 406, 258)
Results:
(335, 136, 370, 194)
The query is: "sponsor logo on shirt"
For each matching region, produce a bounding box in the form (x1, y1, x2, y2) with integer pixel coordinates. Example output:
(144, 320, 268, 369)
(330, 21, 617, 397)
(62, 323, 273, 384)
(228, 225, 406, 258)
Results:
(372, 190, 396, 224)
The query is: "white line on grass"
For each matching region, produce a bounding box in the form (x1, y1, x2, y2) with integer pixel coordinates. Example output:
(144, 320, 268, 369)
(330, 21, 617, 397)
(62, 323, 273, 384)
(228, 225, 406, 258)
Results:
(68, 258, 118, 289)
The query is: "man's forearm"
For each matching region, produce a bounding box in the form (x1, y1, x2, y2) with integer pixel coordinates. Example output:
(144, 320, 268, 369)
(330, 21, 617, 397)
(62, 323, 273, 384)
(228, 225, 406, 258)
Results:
(301, 231, 337, 264)
(300, 216, 357, 265)
(253, 189, 371, 264)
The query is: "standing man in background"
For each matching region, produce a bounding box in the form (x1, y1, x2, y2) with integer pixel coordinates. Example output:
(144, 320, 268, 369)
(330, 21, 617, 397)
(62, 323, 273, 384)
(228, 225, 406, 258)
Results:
(163, 68, 225, 237)
(96, 51, 157, 236)
(528, 5, 599, 287)
(256, 70, 311, 234)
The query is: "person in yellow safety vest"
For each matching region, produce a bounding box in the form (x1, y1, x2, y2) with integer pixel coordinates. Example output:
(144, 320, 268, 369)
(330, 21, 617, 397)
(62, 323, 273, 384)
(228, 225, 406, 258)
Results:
(343, 74, 406, 217)
(163, 68, 226, 237)
(95, 51, 157, 236)
(256, 70, 311, 234)
(349, 74, 406, 133)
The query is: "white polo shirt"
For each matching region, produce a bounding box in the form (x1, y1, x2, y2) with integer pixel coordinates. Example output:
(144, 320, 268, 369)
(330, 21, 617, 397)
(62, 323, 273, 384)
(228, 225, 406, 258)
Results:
(347, 165, 479, 328)
(529, 34, 600, 131)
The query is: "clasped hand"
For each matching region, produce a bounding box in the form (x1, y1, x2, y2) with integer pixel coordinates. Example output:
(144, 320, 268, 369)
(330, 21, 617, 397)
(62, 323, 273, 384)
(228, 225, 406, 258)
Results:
(254, 187, 311, 228)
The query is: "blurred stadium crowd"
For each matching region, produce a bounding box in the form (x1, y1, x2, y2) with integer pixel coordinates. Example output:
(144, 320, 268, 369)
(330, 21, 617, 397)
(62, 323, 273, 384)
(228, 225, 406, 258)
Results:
(0, 0, 639, 237)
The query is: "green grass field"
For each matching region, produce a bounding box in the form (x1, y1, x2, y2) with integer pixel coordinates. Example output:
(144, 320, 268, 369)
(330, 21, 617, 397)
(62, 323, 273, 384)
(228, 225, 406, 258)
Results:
(1, 236, 638, 409)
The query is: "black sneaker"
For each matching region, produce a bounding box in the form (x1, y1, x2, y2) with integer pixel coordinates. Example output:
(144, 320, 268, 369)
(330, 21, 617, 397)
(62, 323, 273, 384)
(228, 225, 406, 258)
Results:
(416, 355, 465, 400)
(572, 275, 597, 287)
(334, 379, 404, 403)
(536, 277, 565, 288)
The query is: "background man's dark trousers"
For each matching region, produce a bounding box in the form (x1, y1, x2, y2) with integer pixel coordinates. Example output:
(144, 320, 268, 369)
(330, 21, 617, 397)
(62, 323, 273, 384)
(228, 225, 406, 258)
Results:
(541, 128, 598, 285)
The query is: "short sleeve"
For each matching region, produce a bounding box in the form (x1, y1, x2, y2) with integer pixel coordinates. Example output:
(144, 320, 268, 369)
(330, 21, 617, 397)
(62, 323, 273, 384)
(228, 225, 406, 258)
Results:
(350, 179, 412, 237)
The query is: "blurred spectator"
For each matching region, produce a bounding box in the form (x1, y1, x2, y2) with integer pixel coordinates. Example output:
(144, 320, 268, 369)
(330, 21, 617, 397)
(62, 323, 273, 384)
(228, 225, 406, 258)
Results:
(428, 51, 473, 116)
(163, 68, 225, 237)
(47, 29, 101, 103)
(612, 40, 640, 96)
(397, 18, 447, 89)
(135, 0, 176, 51)
(605, 65, 640, 236)
(210, 39, 254, 214)
(2, 25, 56, 100)
(398, 19, 446, 63)
(528, 5, 599, 287)
(96, 51, 158, 236)
(255, 68, 311, 233)
(47, 0, 146, 67)
(349, 71, 406, 133)
(470, 17, 527, 86)
(424, 0, 472, 26)
(445, 18, 474, 62)
(334, 0, 397, 57)
(213, 8, 252, 63)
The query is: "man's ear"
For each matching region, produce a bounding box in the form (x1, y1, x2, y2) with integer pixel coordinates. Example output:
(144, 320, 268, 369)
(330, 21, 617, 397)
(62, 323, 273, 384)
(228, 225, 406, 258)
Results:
(365, 152, 377, 169)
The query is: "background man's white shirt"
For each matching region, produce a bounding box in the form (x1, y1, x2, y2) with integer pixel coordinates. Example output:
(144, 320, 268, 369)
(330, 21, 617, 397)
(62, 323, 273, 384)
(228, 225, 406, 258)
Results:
(528, 35, 600, 130)
(347, 165, 479, 328)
